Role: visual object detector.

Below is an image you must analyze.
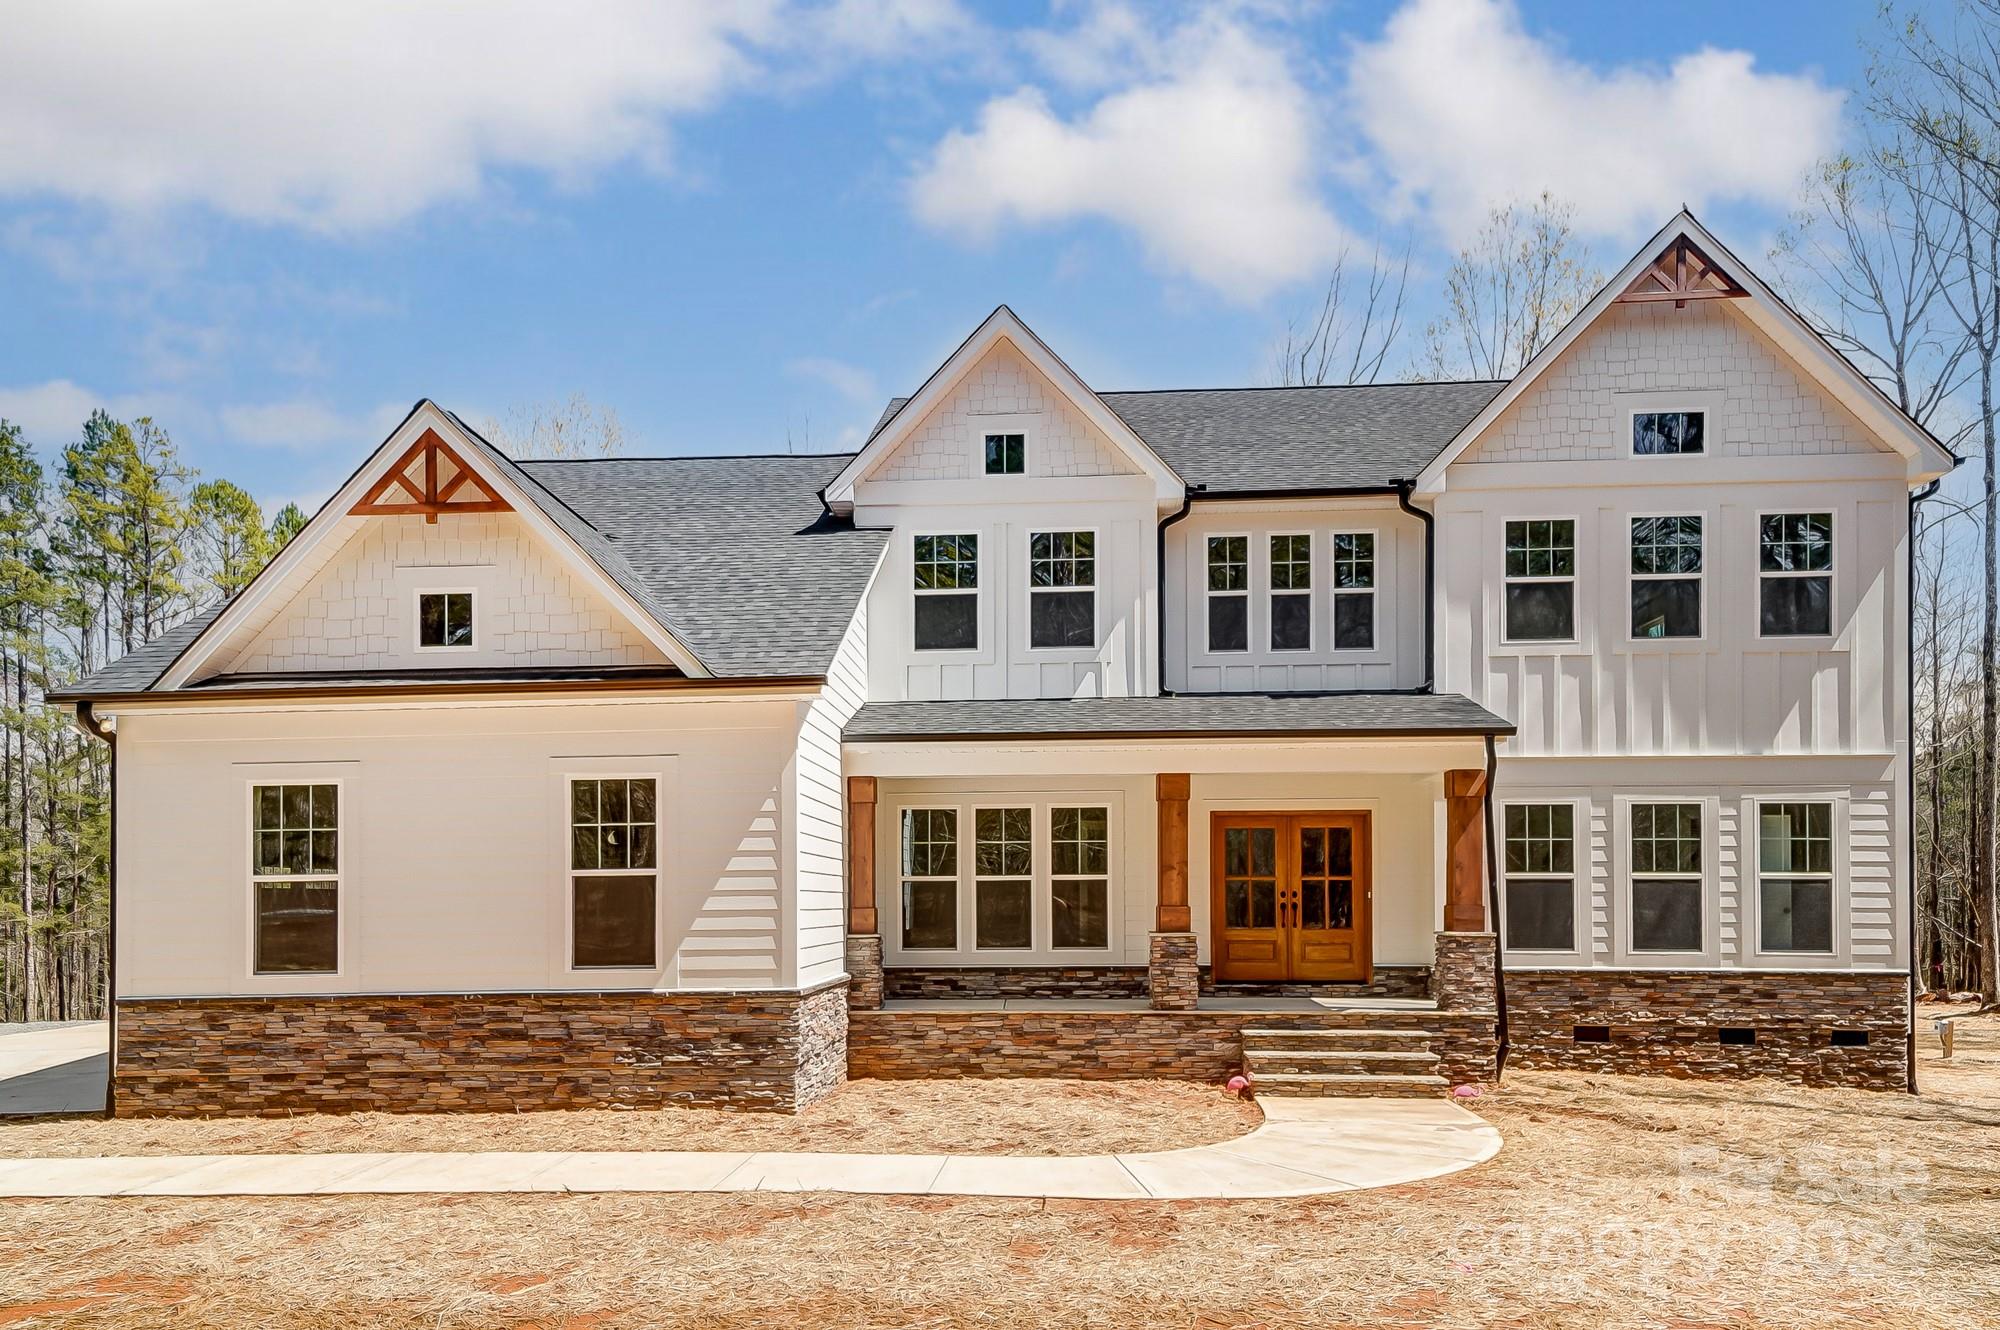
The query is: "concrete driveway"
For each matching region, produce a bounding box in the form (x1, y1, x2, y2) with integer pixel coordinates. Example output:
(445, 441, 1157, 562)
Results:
(0, 1022, 107, 1116)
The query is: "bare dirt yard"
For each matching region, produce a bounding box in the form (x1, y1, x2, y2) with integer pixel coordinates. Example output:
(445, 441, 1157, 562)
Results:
(1, 1009, 1997, 1329)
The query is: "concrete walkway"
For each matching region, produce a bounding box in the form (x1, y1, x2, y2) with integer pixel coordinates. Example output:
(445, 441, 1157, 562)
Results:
(0, 1022, 107, 1117)
(0, 1097, 1500, 1200)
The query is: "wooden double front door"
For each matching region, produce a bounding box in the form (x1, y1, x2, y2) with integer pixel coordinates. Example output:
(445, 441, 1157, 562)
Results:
(1210, 812, 1371, 983)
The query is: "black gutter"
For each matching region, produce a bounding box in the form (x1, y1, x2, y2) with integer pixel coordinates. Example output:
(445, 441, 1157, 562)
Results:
(1155, 481, 1439, 697)
(75, 702, 115, 1117)
(1482, 732, 1508, 1075)
(1908, 476, 1942, 1094)
(1155, 488, 1198, 694)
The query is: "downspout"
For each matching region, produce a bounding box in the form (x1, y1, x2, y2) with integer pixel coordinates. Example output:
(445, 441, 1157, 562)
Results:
(1481, 731, 1508, 1074)
(1155, 487, 1197, 696)
(1394, 479, 1436, 694)
(1907, 477, 1941, 1094)
(75, 702, 115, 1117)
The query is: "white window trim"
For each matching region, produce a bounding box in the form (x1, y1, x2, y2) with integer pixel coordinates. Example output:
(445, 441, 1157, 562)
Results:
(970, 802, 1036, 953)
(1755, 507, 1838, 641)
(910, 529, 983, 656)
(243, 772, 351, 987)
(562, 771, 666, 974)
(1500, 515, 1581, 647)
(1329, 528, 1381, 654)
(1204, 531, 1252, 655)
(1267, 530, 1315, 653)
(895, 804, 963, 955)
(884, 795, 1120, 965)
(976, 413, 1037, 477)
(1747, 794, 1850, 964)
(413, 586, 478, 653)
(1625, 511, 1707, 644)
(1497, 796, 1589, 964)
(1024, 526, 1101, 656)
(1612, 795, 1720, 967)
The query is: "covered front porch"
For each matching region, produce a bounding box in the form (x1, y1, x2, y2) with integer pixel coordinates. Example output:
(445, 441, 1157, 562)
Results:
(836, 694, 1512, 1091)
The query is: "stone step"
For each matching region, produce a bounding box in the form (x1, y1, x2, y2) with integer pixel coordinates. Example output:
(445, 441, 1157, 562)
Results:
(1249, 1071, 1450, 1098)
(1240, 1027, 1439, 1053)
(1243, 1047, 1440, 1077)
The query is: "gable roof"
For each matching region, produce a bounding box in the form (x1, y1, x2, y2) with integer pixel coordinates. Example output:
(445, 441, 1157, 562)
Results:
(824, 305, 1184, 510)
(1412, 210, 1960, 493)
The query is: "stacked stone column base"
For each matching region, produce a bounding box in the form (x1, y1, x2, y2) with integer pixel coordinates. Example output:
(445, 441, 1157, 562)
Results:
(845, 934, 884, 1011)
(1148, 932, 1200, 1010)
(1430, 931, 1499, 1011)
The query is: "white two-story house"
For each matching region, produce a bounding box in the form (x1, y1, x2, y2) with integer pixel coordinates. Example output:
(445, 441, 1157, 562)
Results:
(56, 213, 1955, 1115)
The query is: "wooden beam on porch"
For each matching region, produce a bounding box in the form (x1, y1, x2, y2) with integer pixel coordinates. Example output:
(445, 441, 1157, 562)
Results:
(1156, 773, 1191, 933)
(846, 775, 878, 936)
(1444, 768, 1489, 933)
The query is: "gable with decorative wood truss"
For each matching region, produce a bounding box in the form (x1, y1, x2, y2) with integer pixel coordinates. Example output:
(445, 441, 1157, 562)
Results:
(351, 428, 512, 522)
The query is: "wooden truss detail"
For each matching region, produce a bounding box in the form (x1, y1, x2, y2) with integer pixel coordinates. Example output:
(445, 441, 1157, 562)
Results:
(1616, 235, 1749, 308)
(350, 429, 512, 523)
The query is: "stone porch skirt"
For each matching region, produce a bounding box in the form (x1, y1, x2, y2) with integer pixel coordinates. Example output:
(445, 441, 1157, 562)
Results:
(112, 981, 849, 1118)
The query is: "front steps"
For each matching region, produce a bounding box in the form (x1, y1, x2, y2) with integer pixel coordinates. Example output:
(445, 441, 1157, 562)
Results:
(1240, 1026, 1449, 1098)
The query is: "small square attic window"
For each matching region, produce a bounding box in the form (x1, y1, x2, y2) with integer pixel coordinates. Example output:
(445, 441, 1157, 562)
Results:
(1633, 410, 1704, 455)
(984, 432, 1025, 475)
(418, 591, 474, 649)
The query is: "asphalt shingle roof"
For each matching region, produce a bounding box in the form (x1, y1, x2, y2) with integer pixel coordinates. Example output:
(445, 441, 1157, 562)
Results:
(844, 693, 1513, 741)
(47, 611, 221, 699)
(517, 452, 886, 678)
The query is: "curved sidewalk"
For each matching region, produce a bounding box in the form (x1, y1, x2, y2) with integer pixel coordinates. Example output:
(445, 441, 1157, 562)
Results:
(0, 1097, 1499, 1201)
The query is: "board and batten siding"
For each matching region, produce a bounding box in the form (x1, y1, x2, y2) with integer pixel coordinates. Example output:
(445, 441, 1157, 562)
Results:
(113, 695, 811, 999)
(1163, 498, 1426, 693)
(793, 595, 872, 988)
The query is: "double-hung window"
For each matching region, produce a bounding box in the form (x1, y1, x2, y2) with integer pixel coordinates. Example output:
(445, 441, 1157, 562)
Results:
(1630, 516, 1703, 638)
(1206, 535, 1249, 652)
(913, 534, 978, 651)
(1758, 801, 1834, 953)
(252, 783, 339, 974)
(569, 778, 658, 968)
(1029, 531, 1095, 649)
(1630, 802, 1702, 953)
(1632, 410, 1705, 455)
(1331, 532, 1375, 650)
(974, 808, 1033, 949)
(1050, 807, 1110, 948)
(900, 809, 958, 950)
(1503, 803, 1575, 952)
(1503, 519, 1575, 641)
(1269, 534, 1312, 651)
(1759, 513, 1833, 636)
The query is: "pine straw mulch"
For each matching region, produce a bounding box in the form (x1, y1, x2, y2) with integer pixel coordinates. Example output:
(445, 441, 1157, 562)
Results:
(1, 1022, 1998, 1329)
(0, 1077, 1261, 1160)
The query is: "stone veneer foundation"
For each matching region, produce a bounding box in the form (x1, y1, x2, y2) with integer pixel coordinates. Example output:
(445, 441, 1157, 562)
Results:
(114, 981, 849, 1117)
(1504, 969, 1909, 1090)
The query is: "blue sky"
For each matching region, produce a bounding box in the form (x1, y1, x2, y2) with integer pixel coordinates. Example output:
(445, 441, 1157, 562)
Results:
(0, 1, 1920, 513)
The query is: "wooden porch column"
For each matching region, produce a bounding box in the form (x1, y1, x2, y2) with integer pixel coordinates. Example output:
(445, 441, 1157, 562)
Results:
(1444, 769, 1488, 932)
(846, 775, 878, 935)
(1156, 773, 1192, 932)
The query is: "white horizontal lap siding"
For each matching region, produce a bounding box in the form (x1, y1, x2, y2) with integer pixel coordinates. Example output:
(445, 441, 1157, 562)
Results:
(113, 696, 805, 999)
(1164, 499, 1424, 694)
(1495, 758, 1904, 972)
(794, 599, 869, 988)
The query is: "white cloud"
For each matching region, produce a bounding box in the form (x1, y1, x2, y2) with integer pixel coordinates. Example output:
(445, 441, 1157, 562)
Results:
(219, 399, 409, 452)
(0, 380, 197, 450)
(1347, 0, 1844, 243)
(0, 3, 797, 230)
(788, 356, 880, 404)
(910, 10, 1344, 300)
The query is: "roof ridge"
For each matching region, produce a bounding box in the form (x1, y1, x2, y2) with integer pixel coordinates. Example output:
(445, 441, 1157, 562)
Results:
(518, 451, 859, 465)
(1099, 379, 1508, 396)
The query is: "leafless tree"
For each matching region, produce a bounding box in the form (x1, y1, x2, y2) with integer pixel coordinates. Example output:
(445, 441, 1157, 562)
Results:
(482, 393, 626, 459)
(1269, 239, 1412, 386)
(1415, 192, 1602, 381)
